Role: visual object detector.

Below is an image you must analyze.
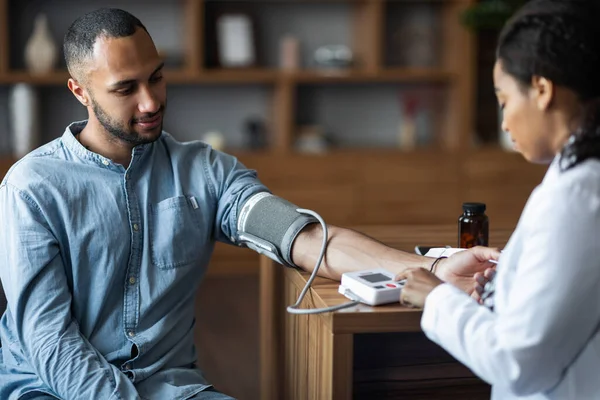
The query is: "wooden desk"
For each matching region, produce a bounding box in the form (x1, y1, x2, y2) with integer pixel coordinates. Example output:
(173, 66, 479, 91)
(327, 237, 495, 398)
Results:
(283, 269, 490, 399)
(260, 225, 513, 400)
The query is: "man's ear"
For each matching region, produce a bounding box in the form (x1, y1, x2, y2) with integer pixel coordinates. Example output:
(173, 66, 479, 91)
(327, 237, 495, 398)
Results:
(67, 78, 90, 107)
(531, 75, 554, 111)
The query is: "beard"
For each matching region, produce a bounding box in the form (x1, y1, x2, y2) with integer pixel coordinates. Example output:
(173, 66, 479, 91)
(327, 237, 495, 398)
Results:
(90, 96, 165, 146)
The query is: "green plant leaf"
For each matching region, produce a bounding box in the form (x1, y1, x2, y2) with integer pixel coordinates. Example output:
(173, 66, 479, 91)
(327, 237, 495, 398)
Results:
(460, 0, 524, 31)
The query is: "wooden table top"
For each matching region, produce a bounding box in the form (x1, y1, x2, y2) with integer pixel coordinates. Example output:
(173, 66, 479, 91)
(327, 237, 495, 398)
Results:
(285, 268, 423, 335)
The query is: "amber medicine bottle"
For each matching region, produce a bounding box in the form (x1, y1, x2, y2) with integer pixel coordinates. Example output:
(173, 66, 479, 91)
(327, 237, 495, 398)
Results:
(458, 202, 489, 248)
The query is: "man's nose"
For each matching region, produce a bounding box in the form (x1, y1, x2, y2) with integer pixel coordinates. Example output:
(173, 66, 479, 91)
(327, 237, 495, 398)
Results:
(138, 86, 160, 114)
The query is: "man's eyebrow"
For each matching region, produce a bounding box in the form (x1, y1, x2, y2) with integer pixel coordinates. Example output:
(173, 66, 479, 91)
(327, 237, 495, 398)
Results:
(109, 62, 165, 88)
(150, 62, 165, 77)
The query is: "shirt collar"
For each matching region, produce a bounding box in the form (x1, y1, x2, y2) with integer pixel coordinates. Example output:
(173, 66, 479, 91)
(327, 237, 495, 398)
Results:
(61, 120, 152, 169)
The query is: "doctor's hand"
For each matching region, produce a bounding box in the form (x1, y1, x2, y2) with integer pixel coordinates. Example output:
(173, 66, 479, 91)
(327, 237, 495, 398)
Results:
(395, 268, 443, 308)
(434, 246, 500, 297)
(473, 268, 497, 303)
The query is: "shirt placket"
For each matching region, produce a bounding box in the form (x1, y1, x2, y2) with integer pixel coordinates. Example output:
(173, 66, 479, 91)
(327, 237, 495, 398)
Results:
(121, 157, 143, 378)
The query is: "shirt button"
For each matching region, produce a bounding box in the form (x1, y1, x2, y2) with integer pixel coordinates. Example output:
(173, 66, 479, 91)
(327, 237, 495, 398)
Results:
(123, 364, 131, 370)
(102, 159, 109, 166)
(128, 331, 135, 337)
(133, 224, 139, 231)
(129, 276, 136, 285)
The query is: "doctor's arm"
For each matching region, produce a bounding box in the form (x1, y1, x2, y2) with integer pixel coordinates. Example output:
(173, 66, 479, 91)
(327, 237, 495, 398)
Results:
(415, 187, 600, 396)
(0, 184, 141, 400)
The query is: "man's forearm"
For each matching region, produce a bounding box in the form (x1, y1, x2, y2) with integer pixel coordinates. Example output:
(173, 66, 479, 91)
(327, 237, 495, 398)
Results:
(22, 320, 141, 400)
(291, 223, 431, 280)
(8, 255, 141, 399)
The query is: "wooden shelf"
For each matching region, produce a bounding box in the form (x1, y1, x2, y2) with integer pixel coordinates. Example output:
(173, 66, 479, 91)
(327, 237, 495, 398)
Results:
(191, 69, 279, 84)
(0, 68, 280, 85)
(0, 70, 70, 85)
(0, 67, 456, 86)
(290, 68, 455, 84)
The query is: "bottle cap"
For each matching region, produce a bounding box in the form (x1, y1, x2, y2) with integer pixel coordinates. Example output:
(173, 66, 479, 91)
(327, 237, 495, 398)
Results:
(462, 202, 486, 214)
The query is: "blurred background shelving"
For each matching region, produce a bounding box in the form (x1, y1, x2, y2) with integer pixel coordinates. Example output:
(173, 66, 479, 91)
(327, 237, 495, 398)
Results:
(0, 0, 545, 234)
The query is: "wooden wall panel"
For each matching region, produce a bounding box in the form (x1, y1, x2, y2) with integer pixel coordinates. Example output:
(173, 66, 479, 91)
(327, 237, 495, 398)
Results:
(274, 185, 358, 226)
(462, 149, 547, 184)
(461, 149, 547, 228)
(239, 153, 357, 188)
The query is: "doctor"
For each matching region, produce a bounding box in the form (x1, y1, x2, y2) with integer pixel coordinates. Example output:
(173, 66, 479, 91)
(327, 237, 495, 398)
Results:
(397, 0, 600, 399)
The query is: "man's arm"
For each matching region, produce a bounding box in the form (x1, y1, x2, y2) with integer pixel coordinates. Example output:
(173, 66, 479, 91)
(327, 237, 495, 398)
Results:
(204, 152, 495, 287)
(291, 223, 431, 281)
(291, 223, 499, 291)
(0, 183, 140, 400)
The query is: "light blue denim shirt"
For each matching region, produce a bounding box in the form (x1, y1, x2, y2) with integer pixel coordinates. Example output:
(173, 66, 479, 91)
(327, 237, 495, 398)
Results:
(0, 121, 269, 400)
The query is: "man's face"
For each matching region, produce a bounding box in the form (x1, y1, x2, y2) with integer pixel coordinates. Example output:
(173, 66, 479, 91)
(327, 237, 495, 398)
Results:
(84, 27, 167, 146)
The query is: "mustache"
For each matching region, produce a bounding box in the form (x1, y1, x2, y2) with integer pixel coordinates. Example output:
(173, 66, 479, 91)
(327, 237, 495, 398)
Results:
(132, 107, 164, 123)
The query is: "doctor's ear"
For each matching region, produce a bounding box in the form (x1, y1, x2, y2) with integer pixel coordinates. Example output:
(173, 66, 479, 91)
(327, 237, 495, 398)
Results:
(530, 76, 554, 111)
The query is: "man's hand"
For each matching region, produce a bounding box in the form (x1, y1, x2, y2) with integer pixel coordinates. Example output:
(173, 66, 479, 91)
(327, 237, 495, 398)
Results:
(433, 246, 500, 296)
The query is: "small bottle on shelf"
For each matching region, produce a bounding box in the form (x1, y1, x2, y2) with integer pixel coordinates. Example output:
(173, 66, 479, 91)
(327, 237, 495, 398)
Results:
(458, 202, 489, 248)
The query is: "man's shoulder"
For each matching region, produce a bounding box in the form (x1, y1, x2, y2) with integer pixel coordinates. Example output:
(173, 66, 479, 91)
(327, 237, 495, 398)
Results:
(2, 139, 64, 190)
(156, 131, 236, 165)
(157, 132, 211, 153)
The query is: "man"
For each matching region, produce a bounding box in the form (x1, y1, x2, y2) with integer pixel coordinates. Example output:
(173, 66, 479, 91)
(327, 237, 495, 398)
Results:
(0, 8, 497, 400)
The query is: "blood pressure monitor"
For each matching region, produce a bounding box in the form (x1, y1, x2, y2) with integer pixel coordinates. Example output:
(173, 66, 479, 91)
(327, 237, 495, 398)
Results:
(338, 268, 404, 306)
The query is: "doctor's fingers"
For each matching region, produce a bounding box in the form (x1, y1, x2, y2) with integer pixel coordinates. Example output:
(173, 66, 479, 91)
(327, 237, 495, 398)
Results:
(394, 267, 423, 282)
(394, 267, 435, 283)
(467, 246, 502, 262)
(484, 268, 497, 280)
(474, 268, 496, 286)
(399, 289, 418, 308)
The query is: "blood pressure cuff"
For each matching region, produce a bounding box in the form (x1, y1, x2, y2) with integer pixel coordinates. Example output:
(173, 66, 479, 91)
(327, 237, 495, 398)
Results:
(237, 192, 317, 268)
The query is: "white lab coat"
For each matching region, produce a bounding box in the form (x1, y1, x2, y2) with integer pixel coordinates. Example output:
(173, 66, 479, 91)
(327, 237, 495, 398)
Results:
(422, 157, 600, 399)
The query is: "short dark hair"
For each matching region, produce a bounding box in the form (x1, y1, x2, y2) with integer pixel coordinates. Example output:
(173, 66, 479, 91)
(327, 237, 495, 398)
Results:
(63, 8, 148, 82)
(497, 0, 600, 170)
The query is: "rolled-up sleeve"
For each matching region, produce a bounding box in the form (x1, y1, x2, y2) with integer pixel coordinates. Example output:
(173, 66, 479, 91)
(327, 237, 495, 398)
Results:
(421, 184, 600, 396)
(0, 183, 141, 400)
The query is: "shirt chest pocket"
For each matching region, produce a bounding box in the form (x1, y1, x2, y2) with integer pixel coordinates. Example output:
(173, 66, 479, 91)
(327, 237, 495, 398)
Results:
(150, 195, 205, 270)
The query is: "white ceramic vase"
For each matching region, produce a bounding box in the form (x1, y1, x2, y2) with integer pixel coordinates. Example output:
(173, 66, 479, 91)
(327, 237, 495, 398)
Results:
(24, 13, 58, 75)
(9, 83, 40, 158)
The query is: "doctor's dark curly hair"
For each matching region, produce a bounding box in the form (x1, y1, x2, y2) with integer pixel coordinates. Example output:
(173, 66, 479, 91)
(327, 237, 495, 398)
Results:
(496, 0, 600, 170)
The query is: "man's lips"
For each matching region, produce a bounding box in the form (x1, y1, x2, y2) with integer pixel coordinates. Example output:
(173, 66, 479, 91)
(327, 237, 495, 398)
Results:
(134, 113, 161, 129)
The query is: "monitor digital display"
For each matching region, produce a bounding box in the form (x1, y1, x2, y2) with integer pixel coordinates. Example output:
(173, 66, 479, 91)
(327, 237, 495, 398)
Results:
(360, 273, 390, 283)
